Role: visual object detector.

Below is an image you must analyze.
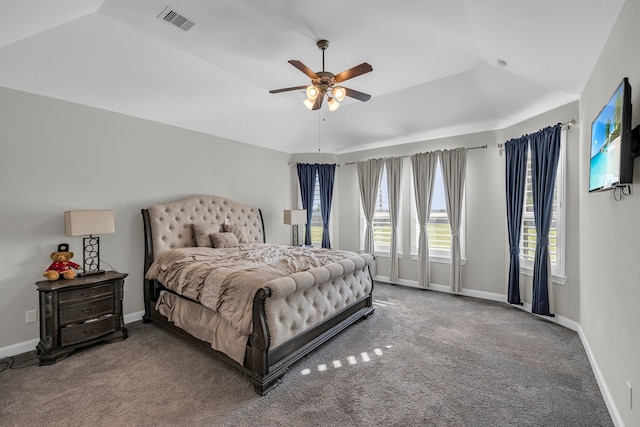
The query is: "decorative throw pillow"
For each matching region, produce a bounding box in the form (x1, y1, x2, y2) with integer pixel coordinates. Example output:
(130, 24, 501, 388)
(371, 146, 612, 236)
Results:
(222, 224, 249, 243)
(192, 223, 221, 247)
(210, 232, 240, 248)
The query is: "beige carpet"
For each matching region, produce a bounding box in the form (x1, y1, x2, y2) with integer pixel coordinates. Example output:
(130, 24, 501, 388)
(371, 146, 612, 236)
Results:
(0, 283, 612, 426)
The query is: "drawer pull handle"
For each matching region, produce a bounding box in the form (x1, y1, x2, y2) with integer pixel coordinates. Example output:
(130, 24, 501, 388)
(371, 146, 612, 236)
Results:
(83, 307, 96, 313)
(81, 291, 95, 297)
(83, 328, 101, 335)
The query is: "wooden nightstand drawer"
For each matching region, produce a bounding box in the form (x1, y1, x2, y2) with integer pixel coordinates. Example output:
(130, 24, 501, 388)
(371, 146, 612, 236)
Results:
(59, 283, 113, 303)
(59, 296, 114, 324)
(60, 315, 116, 347)
(36, 271, 128, 365)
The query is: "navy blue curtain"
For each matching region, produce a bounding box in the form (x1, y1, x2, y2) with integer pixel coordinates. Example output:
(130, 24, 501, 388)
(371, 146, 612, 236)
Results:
(297, 163, 316, 246)
(505, 136, 529, 306)
(530, 125, 562, 316)
(317, 164, 336, 248)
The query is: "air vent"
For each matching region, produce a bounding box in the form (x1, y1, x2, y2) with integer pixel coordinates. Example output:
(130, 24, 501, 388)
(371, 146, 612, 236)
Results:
(158, 7, 196, 32)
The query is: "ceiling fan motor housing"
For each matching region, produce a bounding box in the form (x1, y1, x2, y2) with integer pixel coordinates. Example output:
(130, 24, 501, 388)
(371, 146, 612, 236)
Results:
(314, 71, 335, 95)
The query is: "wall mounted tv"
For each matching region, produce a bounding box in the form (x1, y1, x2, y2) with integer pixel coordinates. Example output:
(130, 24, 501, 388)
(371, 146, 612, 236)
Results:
(589, 77, 633, 192)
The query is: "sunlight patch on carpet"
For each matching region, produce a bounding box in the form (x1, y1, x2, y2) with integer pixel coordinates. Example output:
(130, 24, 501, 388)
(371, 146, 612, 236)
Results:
(373, 299, 396, 307)
(299, 345, 391, 377)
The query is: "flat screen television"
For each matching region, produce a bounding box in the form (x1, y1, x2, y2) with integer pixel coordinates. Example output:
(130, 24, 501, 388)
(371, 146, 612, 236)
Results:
(589, 77, 633, 192)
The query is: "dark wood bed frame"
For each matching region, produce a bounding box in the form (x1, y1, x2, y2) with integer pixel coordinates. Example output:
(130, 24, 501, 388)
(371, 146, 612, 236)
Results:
(141, 208, 375, 395)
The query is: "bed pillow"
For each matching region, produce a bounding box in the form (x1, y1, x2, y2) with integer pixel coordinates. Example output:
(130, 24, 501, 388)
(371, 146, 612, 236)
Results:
(222, 224, 249, 243)
(210, 232, 240, 248)
(192, 223, 221, 247)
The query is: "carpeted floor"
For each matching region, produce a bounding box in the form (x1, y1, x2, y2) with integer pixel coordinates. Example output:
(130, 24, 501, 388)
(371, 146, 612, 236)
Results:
(0, 283, 612, 426)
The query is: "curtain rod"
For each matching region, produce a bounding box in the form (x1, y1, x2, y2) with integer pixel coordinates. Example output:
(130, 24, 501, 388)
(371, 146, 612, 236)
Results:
(289, 120, 575, 167)
(497, 119, 576, 153)
(342, 144, 487, 166)
(287, 162, 340, 167)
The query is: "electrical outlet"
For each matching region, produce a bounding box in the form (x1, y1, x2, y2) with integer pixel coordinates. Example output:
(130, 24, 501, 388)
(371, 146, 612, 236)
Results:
(628, 381, 633, 410)
(25, 309, 37, 324)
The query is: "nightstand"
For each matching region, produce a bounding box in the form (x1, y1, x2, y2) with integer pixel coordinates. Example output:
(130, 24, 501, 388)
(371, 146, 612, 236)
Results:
(35, 271, 128, 365)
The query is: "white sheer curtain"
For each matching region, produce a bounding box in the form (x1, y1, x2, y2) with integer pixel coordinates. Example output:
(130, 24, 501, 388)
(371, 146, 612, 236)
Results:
(357, 159, 384, 275)
(440, 147, 467, 293)
(411, 151, 438, 288)
(385, 157, 403, 282)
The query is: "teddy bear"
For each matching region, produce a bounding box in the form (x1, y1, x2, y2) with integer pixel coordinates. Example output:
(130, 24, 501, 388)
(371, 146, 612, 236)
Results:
(44, 243, 82, 281)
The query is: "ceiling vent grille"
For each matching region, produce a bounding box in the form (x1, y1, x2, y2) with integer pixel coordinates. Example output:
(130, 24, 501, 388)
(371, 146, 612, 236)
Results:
(158, 7, 195, 32)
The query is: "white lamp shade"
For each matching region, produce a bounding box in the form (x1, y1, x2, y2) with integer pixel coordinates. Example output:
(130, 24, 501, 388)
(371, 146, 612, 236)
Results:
(306, 85, 319, 100)
(327, 97, 340, 111)
(283, 209, 307, 225)
(64, 209, 115, 236)
(332, 86, 346, 102)
(303, 98, 315, 110)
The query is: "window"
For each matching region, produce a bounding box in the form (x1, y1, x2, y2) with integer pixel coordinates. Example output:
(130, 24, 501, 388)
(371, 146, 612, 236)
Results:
(299, 165, 335, 247)
(359, 163, 403, 255)
(410, 159, 464, 260)
(520, 130, 566, 279)
(372, 165, 391, 252)
(309, 173, 323, 246)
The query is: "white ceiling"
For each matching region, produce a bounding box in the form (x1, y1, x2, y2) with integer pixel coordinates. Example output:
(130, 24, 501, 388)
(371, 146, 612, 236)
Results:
(0, 0, 625, 154)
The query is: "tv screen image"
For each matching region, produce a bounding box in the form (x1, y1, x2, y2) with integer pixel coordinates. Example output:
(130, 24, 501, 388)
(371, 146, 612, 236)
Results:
(589, 78, 633, 192)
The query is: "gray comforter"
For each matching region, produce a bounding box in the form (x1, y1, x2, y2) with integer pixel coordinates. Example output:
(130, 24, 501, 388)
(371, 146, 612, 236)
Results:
(145, 243, 358, 335)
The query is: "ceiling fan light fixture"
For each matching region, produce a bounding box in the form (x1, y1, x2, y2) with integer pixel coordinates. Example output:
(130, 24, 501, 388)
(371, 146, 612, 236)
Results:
(332, 86, 346, 102)
(306, 85, 319, 100)
(303, 98, 315, 110)
(269, 39, 373, 112)
(327, 97, 340, 112)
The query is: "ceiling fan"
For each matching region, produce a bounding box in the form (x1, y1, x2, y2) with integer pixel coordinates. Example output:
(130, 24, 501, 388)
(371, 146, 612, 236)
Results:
(269, 39, 373, 111)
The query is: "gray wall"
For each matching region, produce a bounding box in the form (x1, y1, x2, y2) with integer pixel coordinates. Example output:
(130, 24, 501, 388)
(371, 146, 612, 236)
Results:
(579, 0, 640, 424)
(0, 86, 291, 348)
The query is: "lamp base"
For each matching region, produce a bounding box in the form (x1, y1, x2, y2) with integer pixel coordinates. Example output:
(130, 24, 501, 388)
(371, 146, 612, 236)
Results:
(82, 235, 103, 275)
(292, 224, 300, 246)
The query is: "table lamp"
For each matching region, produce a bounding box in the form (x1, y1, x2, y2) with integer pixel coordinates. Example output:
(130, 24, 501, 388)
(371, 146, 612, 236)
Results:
(283, 209, 307, 246)
(64, 209, 115, 275)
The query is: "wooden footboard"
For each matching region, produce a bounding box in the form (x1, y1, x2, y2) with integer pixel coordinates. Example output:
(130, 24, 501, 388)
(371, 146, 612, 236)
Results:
(247, 266, 375, 395)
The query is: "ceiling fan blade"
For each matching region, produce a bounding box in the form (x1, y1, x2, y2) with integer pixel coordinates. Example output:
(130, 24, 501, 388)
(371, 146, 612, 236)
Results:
(288, 60, 319, 79)
(269, 85, 307, 94)
(311, 94, 324, 110)
(334, 63, 373, 83)
(344, 87, 372, 102)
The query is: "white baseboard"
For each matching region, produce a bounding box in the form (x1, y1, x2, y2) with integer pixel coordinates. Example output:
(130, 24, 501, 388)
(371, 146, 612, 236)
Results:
(516, 302, 579, 332)
(578, 325, 623, 427)
(124, 310, 145, 324)
(375, 275, 580, 332)
(0, 338, 40, 359)
(374, 275, 506, 303)
(0, 310, 146, 359)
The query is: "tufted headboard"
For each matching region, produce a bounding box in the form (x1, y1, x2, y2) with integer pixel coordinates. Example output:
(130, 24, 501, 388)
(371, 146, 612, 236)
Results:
(142, 195, 265, 262)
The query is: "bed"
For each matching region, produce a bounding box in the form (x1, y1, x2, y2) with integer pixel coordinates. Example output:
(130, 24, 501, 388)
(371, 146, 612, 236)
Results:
(141, 195, 375, 395)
